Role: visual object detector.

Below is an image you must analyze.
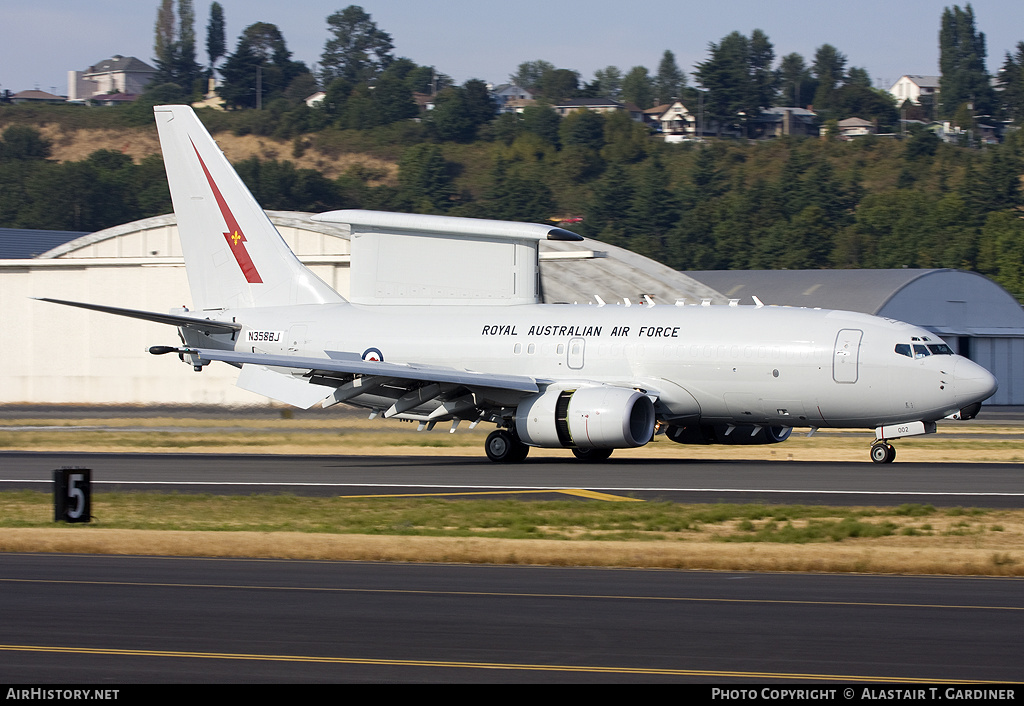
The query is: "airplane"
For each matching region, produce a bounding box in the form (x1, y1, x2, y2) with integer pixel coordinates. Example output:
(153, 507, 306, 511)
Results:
(40, 105, 998, 464)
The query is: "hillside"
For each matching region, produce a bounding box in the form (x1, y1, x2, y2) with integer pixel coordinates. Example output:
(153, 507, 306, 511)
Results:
(1, 122, 398, 185)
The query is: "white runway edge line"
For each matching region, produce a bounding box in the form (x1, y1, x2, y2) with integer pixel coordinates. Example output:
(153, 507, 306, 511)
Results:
(3, 479, 1024, 497)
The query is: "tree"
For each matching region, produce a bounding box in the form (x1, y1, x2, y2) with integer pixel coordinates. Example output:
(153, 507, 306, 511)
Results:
(777, 53, 814, 107)
(152, 1, 202, 93)
(429, 80, 496, 142)
(218, 23, 310, 109)
(593, 66, 623, 98)
(654, 50, 685, 105)
(559, 109, 605, 151)
(621, 66, 654, 109)
(536, 68, 580, 102)
(939, 4, 993, 119)
(319, 5, 394, 84)
(173, 0, 203, 93)
(398, 143, 453, 212)
(153, 0, 176, 85)
(811, 44, 847, 113)
(695, 31, 775, 136)
(520, 104, 561, 146)
(997, 42, 1024, 122)
(748, 30, 776, 111)
(510, 60, 555, 91)
(206, 2, 226, 76)
(0, 125, 52, 162)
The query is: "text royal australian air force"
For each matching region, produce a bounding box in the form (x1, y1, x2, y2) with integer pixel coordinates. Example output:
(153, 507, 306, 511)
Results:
(480, 324, 680, 338)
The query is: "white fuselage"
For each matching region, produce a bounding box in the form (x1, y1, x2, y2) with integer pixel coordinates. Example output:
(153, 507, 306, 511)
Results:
(206, 301, 996, 429)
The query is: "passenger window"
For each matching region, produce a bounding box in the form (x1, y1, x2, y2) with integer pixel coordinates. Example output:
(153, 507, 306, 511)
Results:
(894, 344, 912, 357)
(913, 344, 930, 358)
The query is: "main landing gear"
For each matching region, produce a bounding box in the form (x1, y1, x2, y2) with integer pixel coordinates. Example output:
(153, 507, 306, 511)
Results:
(483, 429, 615, 463)
(485, 429, 530, 463)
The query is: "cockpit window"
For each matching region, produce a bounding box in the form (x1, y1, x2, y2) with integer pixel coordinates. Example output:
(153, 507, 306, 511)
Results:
(894, 344, 912, 357)
(913, 344, 930, 358)
(927, 343, 954, 355)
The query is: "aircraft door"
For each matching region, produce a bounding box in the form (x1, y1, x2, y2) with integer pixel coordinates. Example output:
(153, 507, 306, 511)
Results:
(833, 329, 863, 383)
(567, 337, 585, 370)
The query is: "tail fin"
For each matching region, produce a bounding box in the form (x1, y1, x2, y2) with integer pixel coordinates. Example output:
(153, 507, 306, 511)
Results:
(154, 105, 344, 310)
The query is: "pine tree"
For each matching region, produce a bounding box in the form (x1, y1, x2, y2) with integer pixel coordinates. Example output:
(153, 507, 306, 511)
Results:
(206, 2, 226, 76)
(319, 6, 394, 84)
(654, 50, 685, 105)
(939, 4, 993, 118)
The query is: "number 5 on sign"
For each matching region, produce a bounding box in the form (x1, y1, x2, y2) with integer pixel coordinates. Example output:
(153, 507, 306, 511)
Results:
(54, 468, 91, 523)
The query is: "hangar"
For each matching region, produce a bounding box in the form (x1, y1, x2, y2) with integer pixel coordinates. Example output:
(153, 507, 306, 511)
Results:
(3, 214, 1020, 405)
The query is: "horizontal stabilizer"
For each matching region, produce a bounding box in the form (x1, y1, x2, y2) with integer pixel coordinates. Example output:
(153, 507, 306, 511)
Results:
(36, 298, 241, 333)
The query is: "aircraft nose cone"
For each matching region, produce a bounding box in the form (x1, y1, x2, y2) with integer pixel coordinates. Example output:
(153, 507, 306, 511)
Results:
(954, 358, 998, 405)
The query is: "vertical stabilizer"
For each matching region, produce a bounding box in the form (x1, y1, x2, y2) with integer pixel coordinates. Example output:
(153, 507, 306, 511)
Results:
(154, 105, 344, 310)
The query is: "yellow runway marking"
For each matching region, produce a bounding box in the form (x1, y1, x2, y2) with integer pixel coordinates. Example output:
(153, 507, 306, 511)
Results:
(0, 644, 1011, 682)
(2, 578, 1021, 611)
(338, 488, 642, 501)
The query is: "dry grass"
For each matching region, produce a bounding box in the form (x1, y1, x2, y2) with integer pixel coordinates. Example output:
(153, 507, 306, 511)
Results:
(2, 491, 1023, 575)
(3, 414, 1021, 574)
(34, 126, 397, 183)
(2, 528, 1022, 576)
(2, 417, 1023, 462)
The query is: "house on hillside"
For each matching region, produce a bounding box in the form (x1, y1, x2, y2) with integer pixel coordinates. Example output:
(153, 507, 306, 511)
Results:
(654, 100, 697, 141)
(10, 90, 65, 104)
(491, 84, 534, 113)
(68, 55, 157, 102)
(838, 117, 875, 138)
(749, 107, 818, 139)
(889, 75, 940, 106)
(551, 97, 623, 117)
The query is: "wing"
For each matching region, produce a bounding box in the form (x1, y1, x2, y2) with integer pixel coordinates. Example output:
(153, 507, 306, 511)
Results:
(155, 345, 541, 425)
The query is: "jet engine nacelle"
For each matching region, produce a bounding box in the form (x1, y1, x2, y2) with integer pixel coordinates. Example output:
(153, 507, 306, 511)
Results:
(515, 386, 656, 449)
(666, 423, 793, 446)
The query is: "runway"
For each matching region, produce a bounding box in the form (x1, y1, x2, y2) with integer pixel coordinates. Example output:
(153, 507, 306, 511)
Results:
(2, 451, 1024, 507)
(1, 553, 1022, 683)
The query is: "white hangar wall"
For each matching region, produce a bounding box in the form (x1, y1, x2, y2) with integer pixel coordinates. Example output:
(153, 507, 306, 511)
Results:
(2, 212, 352, 405)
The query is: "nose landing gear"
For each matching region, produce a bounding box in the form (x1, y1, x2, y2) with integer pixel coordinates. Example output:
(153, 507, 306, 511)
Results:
(870, 441, 896, 464)
(870, 420, 936, 463)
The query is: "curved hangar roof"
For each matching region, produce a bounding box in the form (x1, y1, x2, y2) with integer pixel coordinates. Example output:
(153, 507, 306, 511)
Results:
(685, 269, 1024, 338)
(38, 211, 726, 306)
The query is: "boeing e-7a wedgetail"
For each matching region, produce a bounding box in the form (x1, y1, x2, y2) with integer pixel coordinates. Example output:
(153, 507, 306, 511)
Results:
(40, 106, 998, 464)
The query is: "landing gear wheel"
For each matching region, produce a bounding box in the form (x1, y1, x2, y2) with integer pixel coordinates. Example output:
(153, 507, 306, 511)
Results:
(485, 429, 529, 463)
(870, 442, 896, 464)
(571, 447, 613, 463)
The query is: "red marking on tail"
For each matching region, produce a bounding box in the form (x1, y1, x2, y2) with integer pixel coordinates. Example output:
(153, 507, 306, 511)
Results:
(190, 138, 263, 284)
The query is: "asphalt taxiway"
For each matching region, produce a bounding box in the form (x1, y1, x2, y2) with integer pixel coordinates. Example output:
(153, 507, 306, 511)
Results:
(2, 451, 1023, 507)
(1, 553, 1022, 683)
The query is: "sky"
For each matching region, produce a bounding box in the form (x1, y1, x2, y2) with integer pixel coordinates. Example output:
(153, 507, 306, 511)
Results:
(3, 0, 1022, 97)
